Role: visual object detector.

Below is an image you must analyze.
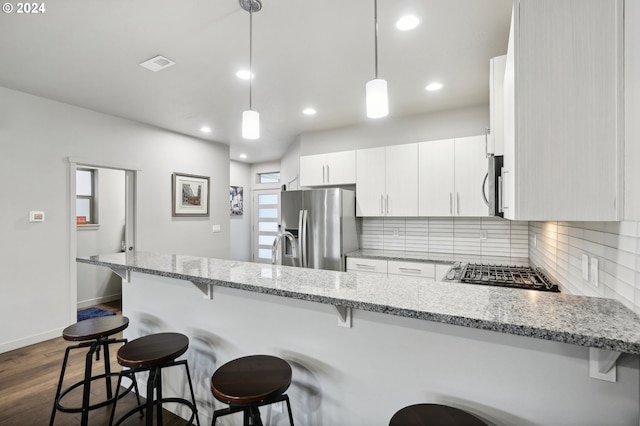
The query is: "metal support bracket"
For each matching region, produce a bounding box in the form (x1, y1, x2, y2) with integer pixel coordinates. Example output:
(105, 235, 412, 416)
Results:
(190, 282, 214, 300)
(334, 305, 352, 328)
(589, 347, 621, 382)
(107, 266, 129, 282)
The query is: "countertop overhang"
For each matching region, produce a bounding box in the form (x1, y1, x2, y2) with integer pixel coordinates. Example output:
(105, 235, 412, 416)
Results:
(78, 251, 640, 355)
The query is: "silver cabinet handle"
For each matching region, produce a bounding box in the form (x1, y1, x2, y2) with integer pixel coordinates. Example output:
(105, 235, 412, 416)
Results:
(356, 263, 376, 269)
(457, 192, 460, 215)
(386, 195, 389, 215)
(482, 172, 489, 207)
(399, 267, 422, 273)
(322, 165, 326, 184)
(380, 195, 384, 215)
(485, 126, 490, 158)
(449, 193, 453, 215)
(326, 164, 330, 183)
(500, 168, 509, 210)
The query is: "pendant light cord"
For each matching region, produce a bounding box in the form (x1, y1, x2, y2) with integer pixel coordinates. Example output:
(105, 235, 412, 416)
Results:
(374, 0, 379, 79)
(249, 5, 253, 110)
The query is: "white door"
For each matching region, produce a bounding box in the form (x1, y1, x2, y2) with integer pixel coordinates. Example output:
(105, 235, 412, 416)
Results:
(356, 147, 386, 216)
(454, 135, 489, 217)
(386, 143, 419, 216)
(252, 190, 280, 263)
(418, 139, 455, 216)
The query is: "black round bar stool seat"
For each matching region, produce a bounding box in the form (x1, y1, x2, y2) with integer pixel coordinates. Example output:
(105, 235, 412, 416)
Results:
(50, 316, 140, 426)
(210, 355, 295, 426)
(109, 332, 200, 426)
(389, 404, 488, 426)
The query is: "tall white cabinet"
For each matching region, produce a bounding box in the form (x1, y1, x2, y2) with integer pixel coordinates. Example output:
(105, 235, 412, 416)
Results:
(502, 0, 623, 221)
(625, 0, 640, 220)
(356, 144, 418, 217)
(418, 136, 488, 217)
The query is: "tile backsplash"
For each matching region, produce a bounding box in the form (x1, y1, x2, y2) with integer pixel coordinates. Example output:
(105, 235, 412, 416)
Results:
(360, 217, 528, 259)
(529, 221, 640, 313)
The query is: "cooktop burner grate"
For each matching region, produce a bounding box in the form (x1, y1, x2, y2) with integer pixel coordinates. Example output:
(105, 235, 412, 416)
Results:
(459, 263, 560, 292)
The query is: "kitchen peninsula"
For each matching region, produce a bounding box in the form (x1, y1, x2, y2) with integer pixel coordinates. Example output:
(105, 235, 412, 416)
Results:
(79, 252, 640, 425)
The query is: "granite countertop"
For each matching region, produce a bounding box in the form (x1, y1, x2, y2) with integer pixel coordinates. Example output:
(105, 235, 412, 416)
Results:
(78, 251, 640, 354)
(346, 248, 529, 266)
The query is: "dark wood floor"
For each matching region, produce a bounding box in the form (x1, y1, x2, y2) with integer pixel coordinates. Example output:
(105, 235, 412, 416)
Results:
(0, 301, 189, 426)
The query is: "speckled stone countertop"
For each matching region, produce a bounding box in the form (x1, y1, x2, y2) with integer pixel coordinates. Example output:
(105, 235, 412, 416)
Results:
(78, 251, 640, 354)
(346, 248, 529, 266)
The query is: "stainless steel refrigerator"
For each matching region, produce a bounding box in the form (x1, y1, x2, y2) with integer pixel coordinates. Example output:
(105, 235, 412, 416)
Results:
(277, 188, 358, 271)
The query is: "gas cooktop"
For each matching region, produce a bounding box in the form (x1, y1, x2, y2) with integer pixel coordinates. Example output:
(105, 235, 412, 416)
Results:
(445, 262, 560, 292)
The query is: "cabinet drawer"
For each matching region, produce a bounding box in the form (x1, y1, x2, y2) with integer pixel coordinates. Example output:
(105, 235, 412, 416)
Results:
(347, 258, 387, 274)
(387, 261, 435, 278)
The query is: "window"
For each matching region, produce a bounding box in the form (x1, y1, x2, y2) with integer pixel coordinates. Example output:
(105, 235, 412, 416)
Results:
(76, 168, 97, 225)
(253, 190, 280, 263)
(258, 172, 280, 184)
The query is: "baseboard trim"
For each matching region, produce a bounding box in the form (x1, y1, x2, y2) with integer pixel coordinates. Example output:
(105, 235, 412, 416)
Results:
(77, 293, 121, 309)
(0, 328, 64, 354)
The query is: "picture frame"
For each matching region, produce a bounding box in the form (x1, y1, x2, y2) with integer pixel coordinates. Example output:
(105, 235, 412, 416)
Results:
(230, 186, 244, 216)
(172, 173, 210, 217)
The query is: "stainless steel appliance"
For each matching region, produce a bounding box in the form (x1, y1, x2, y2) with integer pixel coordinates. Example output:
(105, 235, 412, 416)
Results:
(274, 188, 359, 271)
(484, 155, 504, 217)
(444, 262, 560, 292)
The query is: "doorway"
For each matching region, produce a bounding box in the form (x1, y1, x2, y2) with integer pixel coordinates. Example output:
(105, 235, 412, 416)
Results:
(252, 189, 280, 263)
(68, 158, 138, 322)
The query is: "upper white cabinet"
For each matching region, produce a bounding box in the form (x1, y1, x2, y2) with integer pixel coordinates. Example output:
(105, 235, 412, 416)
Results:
(299, 151, 356, 187)
(625, 0, 640, 220)
(418, 136, 488, 217)
(356, 144, 418, 217)
(489, 55, 506, 156)
(502, 0, 623, 221)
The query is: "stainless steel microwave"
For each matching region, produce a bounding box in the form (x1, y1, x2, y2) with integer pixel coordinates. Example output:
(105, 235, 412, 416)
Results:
(485, 155, 504, 217)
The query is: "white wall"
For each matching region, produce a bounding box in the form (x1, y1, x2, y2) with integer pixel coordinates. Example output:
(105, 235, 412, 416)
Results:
(76, 168, 125, 307)
(299, 104, 488, 155)
(229, 161, 252, 261)
(0, 87, 231, 353)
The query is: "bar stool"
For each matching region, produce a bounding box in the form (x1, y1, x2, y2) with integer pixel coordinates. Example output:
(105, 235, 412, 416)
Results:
(210, 355, 295, 426)
(389, 403, 488, 426)
(50, 315, 140, 426)
(109, 332, 200, 426)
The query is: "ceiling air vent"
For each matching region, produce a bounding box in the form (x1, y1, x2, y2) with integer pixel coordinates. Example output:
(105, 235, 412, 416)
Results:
(139, 55, 176, 72)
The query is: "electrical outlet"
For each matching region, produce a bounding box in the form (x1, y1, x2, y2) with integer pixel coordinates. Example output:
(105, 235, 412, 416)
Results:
(533, 233, 537, 247)
(590, 257, 599, 287)
(582, 254, 589, 281)
(393, 228, 399, 238)
(480, 230, 488, 240)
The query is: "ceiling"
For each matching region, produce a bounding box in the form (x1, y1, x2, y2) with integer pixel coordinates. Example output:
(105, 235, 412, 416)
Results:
(0, 0, 513, 164)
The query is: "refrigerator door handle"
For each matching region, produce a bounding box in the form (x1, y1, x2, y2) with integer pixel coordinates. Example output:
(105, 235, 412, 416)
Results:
(301, 210, 309, 268)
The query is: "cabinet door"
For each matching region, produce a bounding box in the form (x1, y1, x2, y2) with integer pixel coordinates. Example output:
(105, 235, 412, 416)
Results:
(418, 139, 455, 216)
(490, 55, 506, 156)
(356, 147, 386, 216)
(299, 154, 326, 187)
(454, 136, 489, 217)
(326, 151, 356, 185)
(386, 144, 418, 216)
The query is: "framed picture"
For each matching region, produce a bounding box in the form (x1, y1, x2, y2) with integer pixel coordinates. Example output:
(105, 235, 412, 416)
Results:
(172, 173, 210, 217)
(230, 186, 243, 216)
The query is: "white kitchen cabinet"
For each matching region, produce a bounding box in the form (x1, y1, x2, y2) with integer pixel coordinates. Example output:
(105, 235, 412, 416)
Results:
(418, 136, 488, 217)
(502, 0, 623, 221)
(346, 257, 387, 274)
(387, 260, 435, 279)
(625, 0, 640, 220)
(489, 55, 506, 156)
(356, 144, 418, 217)
(299, 150, 355, 187)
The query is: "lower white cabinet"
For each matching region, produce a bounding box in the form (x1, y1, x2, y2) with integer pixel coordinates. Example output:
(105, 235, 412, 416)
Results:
(347, 258, 452, 281)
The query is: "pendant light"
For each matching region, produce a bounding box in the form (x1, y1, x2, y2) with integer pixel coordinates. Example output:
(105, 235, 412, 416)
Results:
(366, 0, 388, 119)
(241, 0, 262, 139)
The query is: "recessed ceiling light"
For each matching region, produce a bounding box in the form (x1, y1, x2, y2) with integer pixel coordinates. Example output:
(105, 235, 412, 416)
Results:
(302, 107, 317, 116)
(239, 153, 247, 159)
(395, 15, 421, 31)
(236, 70, 254, 80)
(425, 82, 443, 91)
(200, 126, 212, 133)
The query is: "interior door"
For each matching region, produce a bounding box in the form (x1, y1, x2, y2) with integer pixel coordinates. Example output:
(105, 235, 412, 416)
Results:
(252, 190, 280, 264)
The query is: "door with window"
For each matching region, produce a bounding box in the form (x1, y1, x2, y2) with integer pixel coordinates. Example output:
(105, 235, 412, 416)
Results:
(252, 190, 280, 263)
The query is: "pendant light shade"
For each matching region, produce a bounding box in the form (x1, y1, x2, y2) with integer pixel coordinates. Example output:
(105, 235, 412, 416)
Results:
(366, 0, 388, 119)
(240, 0, 262, 139)
(366, 78, 388, 118)
(242, 109, 260, 139)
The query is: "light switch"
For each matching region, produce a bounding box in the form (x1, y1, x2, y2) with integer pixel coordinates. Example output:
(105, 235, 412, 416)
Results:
(212, 224, 221, 233)
(29, 211, 45, 222)
(582, 254, 589, 281)
(590, 257, 599, 287)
